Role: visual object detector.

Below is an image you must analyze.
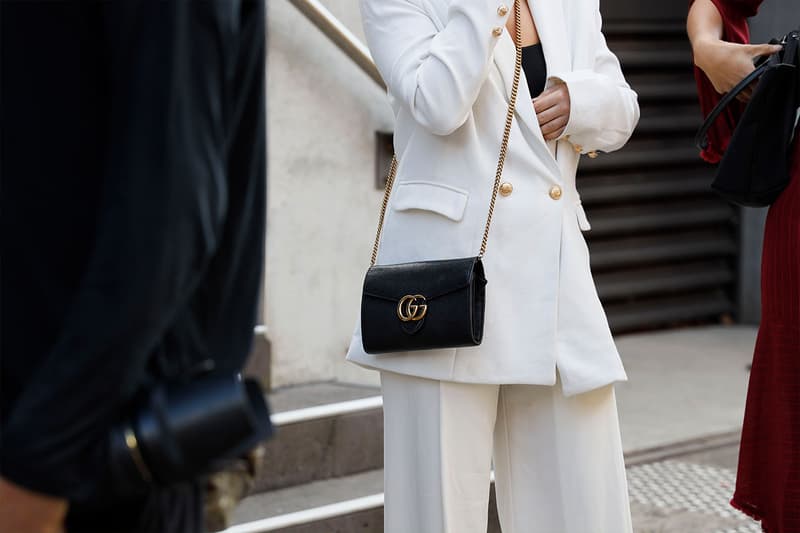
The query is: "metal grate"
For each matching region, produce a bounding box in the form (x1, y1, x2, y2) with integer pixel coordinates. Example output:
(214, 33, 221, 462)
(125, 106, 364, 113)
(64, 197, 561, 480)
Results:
(627, 460, 761, 532)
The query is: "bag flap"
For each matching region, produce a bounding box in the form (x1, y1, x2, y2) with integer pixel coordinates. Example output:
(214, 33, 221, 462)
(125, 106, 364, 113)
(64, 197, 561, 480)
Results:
(363, 257, 483, 302)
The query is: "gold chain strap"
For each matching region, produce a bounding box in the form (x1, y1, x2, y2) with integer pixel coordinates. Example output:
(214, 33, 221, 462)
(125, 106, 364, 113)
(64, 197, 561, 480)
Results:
(370, 1, 523, 266)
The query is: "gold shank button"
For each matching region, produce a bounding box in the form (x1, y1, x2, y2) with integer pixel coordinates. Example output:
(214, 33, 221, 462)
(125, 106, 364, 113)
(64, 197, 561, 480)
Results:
(492, 26, 504, 37)
(588, 151, 599, 159)
(499, 182, 513, 196)
(549, 186, 563, 201)
(497, 5, 509, 16)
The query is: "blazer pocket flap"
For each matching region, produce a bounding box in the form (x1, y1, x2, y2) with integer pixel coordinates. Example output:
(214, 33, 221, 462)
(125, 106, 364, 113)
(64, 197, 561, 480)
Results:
(392, 181, 469, 222)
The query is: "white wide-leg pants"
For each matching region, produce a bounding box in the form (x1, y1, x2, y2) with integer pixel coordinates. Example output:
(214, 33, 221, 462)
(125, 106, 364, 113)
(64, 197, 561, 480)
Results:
(380, 371, 633, 533)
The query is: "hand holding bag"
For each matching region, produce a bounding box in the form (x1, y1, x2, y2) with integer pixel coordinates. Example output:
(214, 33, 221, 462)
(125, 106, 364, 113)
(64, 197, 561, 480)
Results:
(696, 29, 800, 207)
(360, 1, 523, 354)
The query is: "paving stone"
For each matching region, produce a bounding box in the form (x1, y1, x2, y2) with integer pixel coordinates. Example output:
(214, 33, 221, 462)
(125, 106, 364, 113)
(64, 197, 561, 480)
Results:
(631, 502, 742, 533)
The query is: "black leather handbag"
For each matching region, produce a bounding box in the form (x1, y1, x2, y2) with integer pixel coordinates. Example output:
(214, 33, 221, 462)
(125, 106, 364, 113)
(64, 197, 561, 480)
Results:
(108, 373, 273, 495)
(696, 29, 800, 207)
(360, 3, 523, 354)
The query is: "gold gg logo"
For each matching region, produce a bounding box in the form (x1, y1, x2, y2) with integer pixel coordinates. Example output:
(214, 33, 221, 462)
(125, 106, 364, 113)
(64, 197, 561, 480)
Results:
(397, 294, 428, 322)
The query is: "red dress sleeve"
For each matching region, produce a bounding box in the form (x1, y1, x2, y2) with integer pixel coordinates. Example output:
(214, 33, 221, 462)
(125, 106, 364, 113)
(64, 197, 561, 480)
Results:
(690, 0, 764, 163)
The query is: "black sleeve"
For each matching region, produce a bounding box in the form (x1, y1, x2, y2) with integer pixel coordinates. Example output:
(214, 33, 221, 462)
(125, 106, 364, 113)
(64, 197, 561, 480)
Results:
(0, 1, 264, 500)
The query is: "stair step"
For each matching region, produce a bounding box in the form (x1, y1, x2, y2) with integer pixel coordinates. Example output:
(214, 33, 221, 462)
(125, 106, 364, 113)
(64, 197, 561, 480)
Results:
(579, 145, 702, 173)
(256, 383, 382, 493)
(588, 230, 738, 271)
(617, 48, 692, 71)
(578, 168, 713, 204)
(634, 111, 702, 137)
(595, 261, 735, 301)
(227, 469, 503, 533)
(268, 382, 379, 413)
(232, 470, 384, 532)
(604, 21, 687, 39)
(633, 79, 698, 104)
(605, 291, 734, 332)
(585, 200, 735, 237)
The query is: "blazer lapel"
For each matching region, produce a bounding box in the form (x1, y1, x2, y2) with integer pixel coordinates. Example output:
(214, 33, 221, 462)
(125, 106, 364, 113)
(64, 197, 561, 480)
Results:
(492, 0, 571, 175)
(529, 0, 571, 85)
(493, 32, 544, 148)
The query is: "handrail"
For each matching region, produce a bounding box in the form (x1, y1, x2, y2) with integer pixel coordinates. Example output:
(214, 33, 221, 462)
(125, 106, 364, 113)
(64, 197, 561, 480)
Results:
(287, 0, 385, 90)
(271, 395, 383, 426)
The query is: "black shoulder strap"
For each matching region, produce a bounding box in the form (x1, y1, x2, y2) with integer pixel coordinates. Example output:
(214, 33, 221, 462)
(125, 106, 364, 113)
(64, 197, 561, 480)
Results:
(694, 59, 771, 151)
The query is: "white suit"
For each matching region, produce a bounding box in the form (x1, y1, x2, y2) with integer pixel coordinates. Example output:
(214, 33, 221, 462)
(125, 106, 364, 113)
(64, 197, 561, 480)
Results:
(349, 1, 640, 531)
(347, 0, 640, 396)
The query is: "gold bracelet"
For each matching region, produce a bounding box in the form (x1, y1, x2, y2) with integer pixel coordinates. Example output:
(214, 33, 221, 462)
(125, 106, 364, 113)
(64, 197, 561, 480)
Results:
(124, 426, 154, 483)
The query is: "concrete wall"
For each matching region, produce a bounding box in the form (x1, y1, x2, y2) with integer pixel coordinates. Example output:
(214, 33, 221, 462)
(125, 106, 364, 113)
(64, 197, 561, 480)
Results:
(264, 0, 390, 388)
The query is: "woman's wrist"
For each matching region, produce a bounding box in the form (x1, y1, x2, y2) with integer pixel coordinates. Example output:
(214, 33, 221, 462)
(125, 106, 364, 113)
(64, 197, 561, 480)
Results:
(691, 35, 723, 72)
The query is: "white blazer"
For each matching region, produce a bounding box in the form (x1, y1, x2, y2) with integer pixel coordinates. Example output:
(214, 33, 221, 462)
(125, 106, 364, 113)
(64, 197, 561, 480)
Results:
(347, 0, 640, 396)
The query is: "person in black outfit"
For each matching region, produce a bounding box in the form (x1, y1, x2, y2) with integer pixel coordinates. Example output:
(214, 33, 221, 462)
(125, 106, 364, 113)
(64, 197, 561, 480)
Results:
(0, 1, 266, 531)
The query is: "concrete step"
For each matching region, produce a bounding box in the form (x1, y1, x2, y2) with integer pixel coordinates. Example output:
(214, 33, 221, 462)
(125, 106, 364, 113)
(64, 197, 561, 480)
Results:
(578, 134, 704, 174)
(604, 21, 687, 40)
(256, 382, 382, 493)
(585, 199, 735, 238)
(577, 168, 713, 205)
(588, 230, 737, 272)
(595, 260, 735, 301)
(617, 48, 693, 72)
(634, 111, 702, 137)
(230, 470, 385, 533)
(633, 79, 698, 104)
(227, 469, 507, 533)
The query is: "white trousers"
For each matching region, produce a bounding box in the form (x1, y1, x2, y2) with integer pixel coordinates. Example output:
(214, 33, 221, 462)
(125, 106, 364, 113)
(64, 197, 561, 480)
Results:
(380, 371, 633, 533)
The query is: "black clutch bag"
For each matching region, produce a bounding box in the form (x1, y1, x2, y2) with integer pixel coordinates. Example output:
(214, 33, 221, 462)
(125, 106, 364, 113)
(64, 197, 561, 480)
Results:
(361, 257, 487, 353)
(108, 373, 273, 495)
(696, 29, 799, 207)
(360, 2, 523, 355)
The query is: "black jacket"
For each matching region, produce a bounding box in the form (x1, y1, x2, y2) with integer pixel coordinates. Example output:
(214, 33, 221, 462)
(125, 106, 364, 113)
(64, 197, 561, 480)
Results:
(1, 0, 266, 527)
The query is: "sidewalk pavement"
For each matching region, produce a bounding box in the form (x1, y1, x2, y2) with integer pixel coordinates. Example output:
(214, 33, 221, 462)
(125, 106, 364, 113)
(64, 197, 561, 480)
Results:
(615, 324, 760, 533)
(616, 324, 756, 453)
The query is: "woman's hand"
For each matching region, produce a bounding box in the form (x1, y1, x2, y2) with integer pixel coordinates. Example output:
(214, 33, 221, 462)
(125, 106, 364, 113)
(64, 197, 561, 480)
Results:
(692, 39, 782, 101)
(533, 82, 570, 141)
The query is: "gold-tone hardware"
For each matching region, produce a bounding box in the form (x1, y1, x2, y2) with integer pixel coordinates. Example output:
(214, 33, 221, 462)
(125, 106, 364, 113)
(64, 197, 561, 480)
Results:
(492, 26, 504, 37)
(573, 144, 583, 153)
(497, 5, 509, 16)
(587, 150, 598, 159)
(371, 155, 397, 266)
(124, 426, 153, 482)
(499, 182, 513, 196)
(397, 295, 428, 322)
(549, 186, 563, 201)
(370, 1, 523, 266)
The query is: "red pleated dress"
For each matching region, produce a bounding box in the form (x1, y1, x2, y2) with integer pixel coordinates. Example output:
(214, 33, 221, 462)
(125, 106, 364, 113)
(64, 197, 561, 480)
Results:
(692, 1, 800, 531)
